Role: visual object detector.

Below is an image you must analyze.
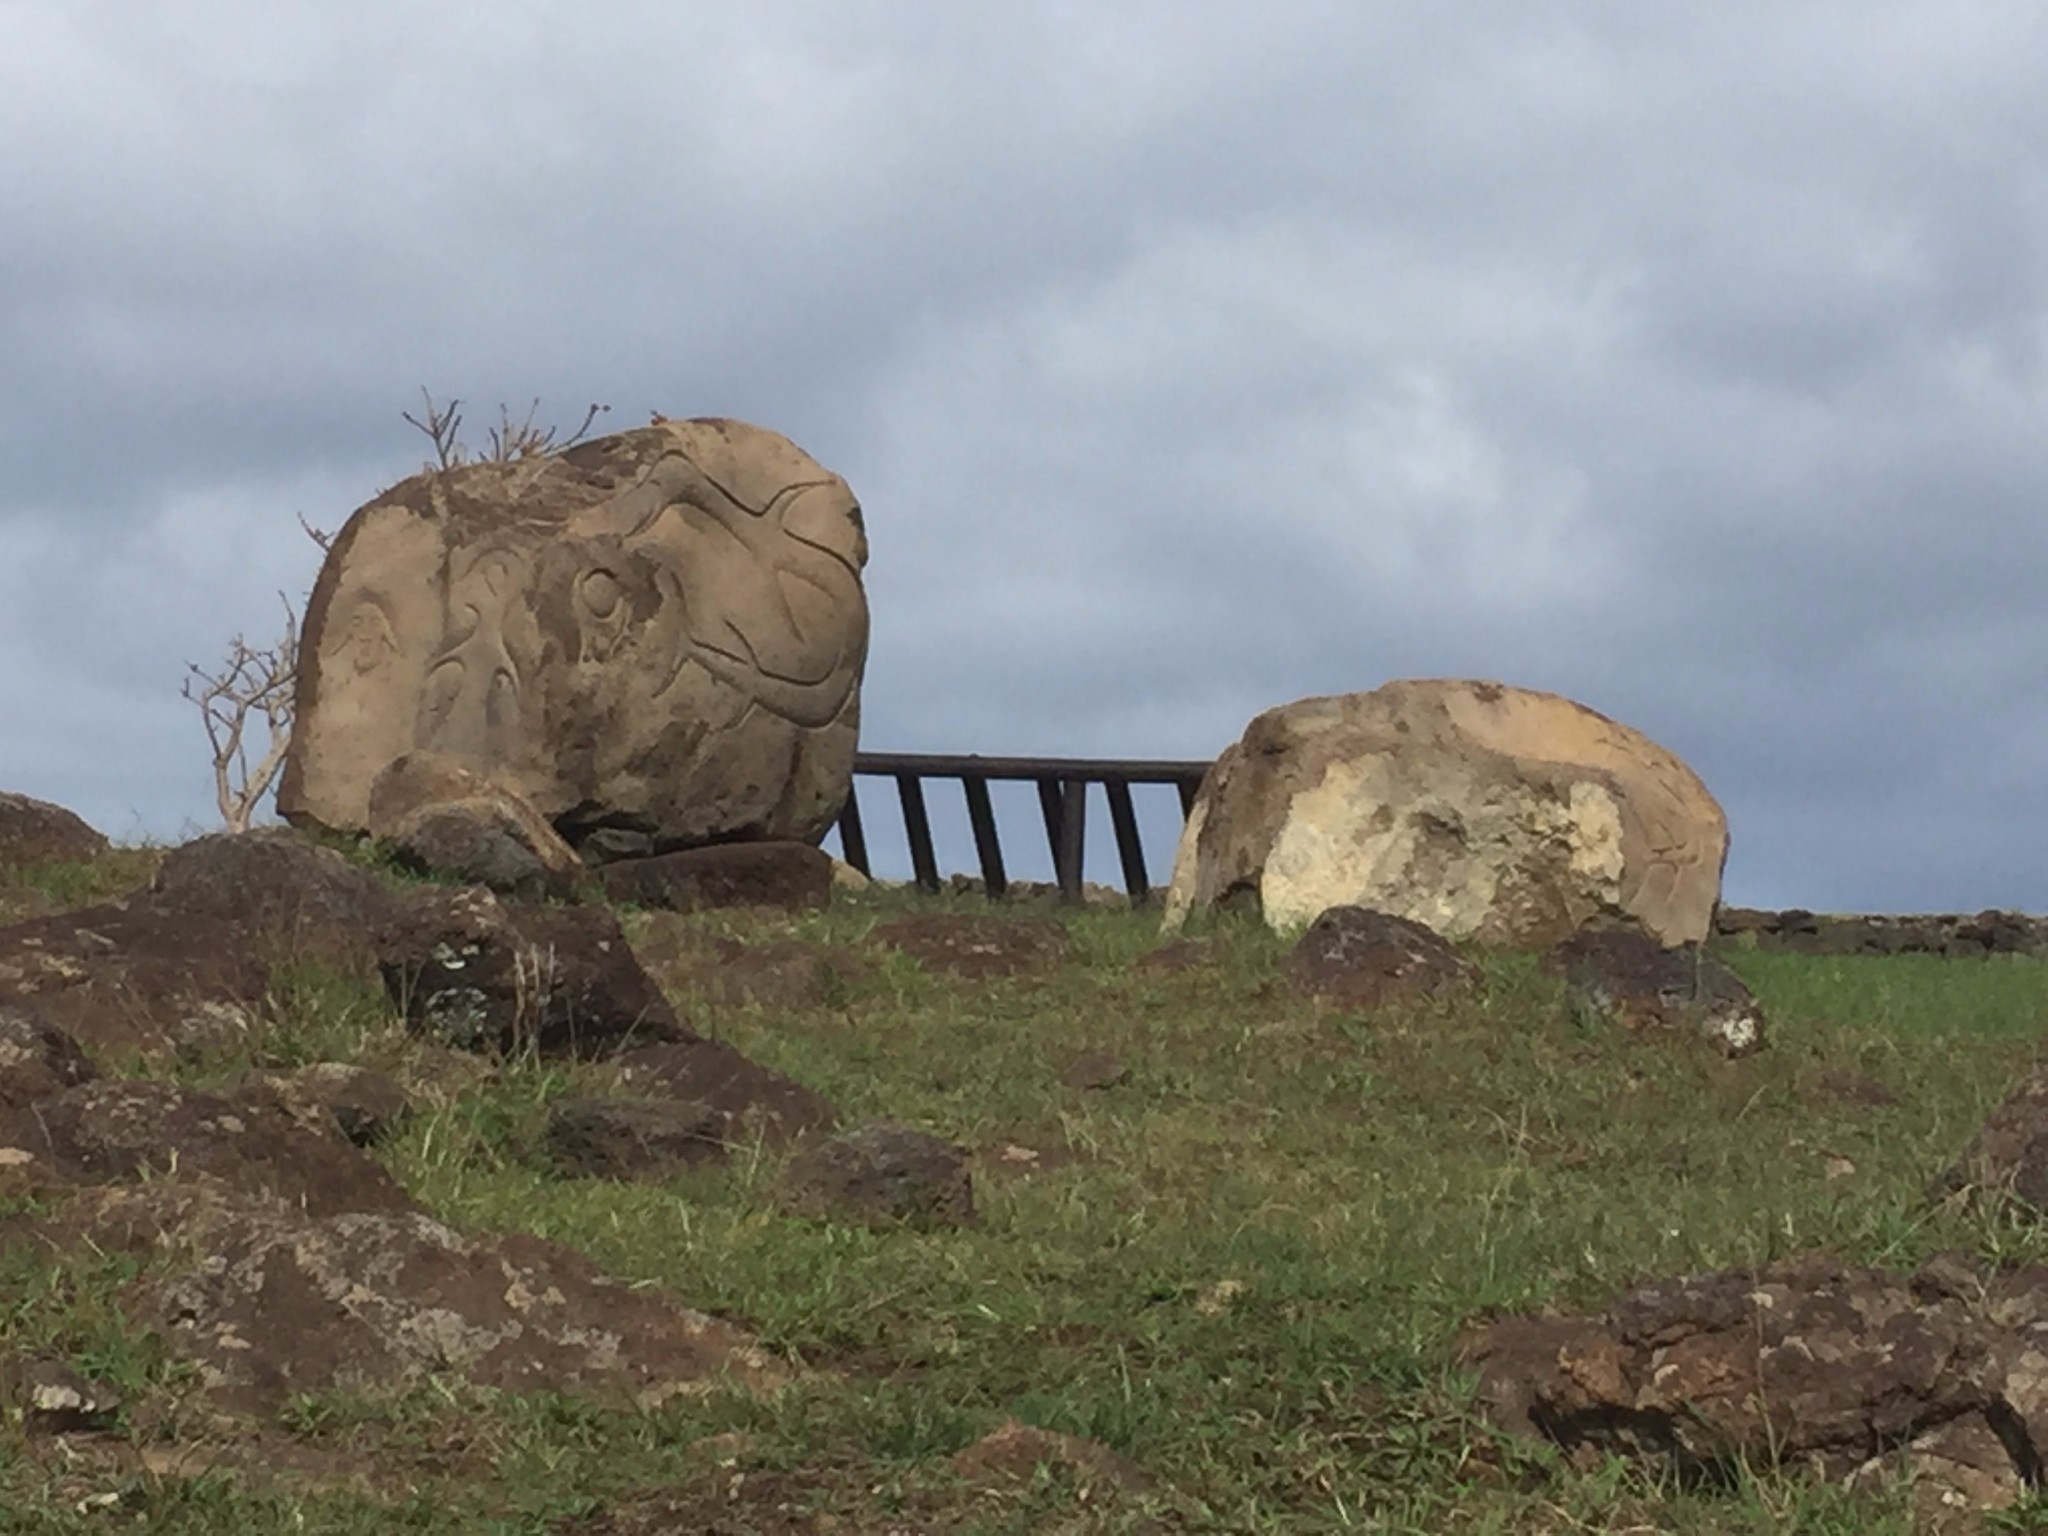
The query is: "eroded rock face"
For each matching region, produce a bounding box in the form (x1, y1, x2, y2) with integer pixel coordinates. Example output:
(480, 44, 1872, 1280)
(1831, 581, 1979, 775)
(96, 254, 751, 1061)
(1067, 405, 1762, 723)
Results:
(279, 417, 869, 857)
(613, 1040, 840, 1147)
(1164, 681, 1728, 947)
(0, 1004, 98, 1109)
(368, 751, 585, 900)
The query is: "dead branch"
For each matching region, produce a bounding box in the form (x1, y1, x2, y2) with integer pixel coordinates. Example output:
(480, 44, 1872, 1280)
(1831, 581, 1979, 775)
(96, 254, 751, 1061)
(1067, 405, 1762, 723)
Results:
(183, 594, 299, 832)
(401, 388, 467, 470)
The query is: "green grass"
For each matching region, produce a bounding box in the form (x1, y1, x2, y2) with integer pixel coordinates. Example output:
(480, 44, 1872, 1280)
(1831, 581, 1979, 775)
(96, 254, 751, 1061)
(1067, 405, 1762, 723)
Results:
(5, 860, 2048, 1531)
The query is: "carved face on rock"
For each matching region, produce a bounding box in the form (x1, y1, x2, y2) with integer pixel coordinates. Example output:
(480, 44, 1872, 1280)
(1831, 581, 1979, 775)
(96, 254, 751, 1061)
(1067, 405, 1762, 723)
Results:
(280, 417, 871, 848)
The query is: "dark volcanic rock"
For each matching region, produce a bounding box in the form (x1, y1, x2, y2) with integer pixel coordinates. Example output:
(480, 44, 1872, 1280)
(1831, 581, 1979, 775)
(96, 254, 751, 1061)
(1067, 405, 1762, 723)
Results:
(1285, 906, 1478, 1011)
(867, 913, 1070, 981)
(145, 827, 398, 967)
(0, 1004, 98, 1109)
(378, 886, 684, 1058)
(613, 1039, 839, 1147)
(784, 1122, 975, 1229)
(546, 1096, 727, 1179)
(0, 1079, 414, 1216)
(109, 1187, 783, 1416)
(1459, 1252, 2048, 1509)
(0, 791, 109, 869)
(1547, 924, 1765, 1056)
(1714, 906, 2048, 958)
(1932, 1056, 2048, 1212)
(0, 902, 273, 1061)
(1, 1354, 121, 1435)
(386, 801, 580, 902)
(598, 842, 833, 913)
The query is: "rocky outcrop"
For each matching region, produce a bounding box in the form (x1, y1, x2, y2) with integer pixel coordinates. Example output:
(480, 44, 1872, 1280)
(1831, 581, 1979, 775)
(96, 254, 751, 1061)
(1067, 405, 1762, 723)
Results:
(368, 751, 585, 899)
(278, 417, 869, 859)
(1163, 680, 1728, 947)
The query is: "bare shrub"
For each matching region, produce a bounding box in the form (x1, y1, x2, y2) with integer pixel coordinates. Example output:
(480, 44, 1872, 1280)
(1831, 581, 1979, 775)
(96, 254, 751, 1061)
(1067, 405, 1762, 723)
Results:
(184, 390, 617, 832)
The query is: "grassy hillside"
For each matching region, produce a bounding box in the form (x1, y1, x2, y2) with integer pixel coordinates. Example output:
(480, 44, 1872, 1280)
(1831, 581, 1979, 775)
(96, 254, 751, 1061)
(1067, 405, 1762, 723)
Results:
(4, 855, 2047, 1533)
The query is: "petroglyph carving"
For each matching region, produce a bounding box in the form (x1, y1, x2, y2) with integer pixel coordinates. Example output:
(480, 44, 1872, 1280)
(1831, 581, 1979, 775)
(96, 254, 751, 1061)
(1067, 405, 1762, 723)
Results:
(278, 418, 869, 854)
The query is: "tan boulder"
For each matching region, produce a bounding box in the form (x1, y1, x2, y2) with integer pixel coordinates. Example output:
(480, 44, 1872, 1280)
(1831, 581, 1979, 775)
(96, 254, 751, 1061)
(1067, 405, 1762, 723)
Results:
(1162, 680, 1727, 947)
(277, 417, 869, 855)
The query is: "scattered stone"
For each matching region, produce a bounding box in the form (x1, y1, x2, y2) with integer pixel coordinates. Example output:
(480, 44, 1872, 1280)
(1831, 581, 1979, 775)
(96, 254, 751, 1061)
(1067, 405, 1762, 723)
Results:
(1459, 1252, 2048, 1506)
(1545, 924, 1765, 1056)
(2, 1355, 121, 1434)
(144, 827, 398, 967)
(784, 1122, 975, 1229)
(951, 1418, 1154, 1496)
(867, 913, 1069, 981)
(1061, 1050, 1129, 1090)
(1285, 906, 1478, 1012)
(1163, 679, 1728, 947)
(0, 1079, 414, 1216)
(367, 750, 586, 901)
(0, 1003, 97, 1109)
(236, 1062, 413, 1147)
(0, 791, 109, 869)
(378, 886, 684, 1058)
(279, 416, 870, 860)
(114, 1188, 783, 1416)
(1932, 1056, 2048, 1211)
(546, 1095, 726, 1178)
(831, 858, 871, 891)
(597, 842, 833, 913)
(613, 1040, 839, 1147)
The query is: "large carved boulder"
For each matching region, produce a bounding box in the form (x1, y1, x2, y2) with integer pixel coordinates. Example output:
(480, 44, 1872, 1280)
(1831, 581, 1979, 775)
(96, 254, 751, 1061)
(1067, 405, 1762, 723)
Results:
(278, 417, 869, 857)
(1163, 680, 1727, 947)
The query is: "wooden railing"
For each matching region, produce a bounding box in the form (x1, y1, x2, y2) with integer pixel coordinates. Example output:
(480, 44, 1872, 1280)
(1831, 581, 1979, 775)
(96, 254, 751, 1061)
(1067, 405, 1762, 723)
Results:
(834, 753, 1214, 905)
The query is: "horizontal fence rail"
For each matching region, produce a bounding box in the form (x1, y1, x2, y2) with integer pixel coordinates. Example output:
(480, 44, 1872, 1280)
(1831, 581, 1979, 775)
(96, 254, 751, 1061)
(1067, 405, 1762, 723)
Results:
(835, 753, 1215, 905)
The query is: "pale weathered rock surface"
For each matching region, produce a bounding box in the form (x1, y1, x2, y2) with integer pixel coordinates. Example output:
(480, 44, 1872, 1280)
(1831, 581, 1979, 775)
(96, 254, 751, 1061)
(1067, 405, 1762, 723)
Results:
(279, 417, 869, 857)
(1163, 680, 1728, 947)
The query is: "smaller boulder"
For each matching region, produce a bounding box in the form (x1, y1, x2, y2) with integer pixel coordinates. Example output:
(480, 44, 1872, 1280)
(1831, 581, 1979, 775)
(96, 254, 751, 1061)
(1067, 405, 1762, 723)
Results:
(546, 1096, 727, 1179)
(378, 886, 685, 1058)
(597, 842, 833, 913)
(784, 1122, 975, 1229)
(369, 752, 585, 900)
(0, 1004, 97, 1109)
(0, 791, 108, 869)
(951, 1418, 1155, 1497)
(1286, 906, 1478, 1012)
(1060, 1050, 1130, 1090)
(146, 827, 397, 967)
(1546, 925, 1764, 1056)
(614, 1040, 839, 1146)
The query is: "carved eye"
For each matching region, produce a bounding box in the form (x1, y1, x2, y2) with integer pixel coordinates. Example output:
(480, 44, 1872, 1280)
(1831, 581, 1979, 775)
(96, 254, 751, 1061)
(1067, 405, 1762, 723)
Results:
(579, 569, 622, 621)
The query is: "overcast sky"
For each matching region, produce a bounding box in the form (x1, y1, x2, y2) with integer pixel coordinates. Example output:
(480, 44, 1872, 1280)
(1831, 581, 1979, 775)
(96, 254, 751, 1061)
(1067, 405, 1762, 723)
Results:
(3, 2, 2045, 912)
